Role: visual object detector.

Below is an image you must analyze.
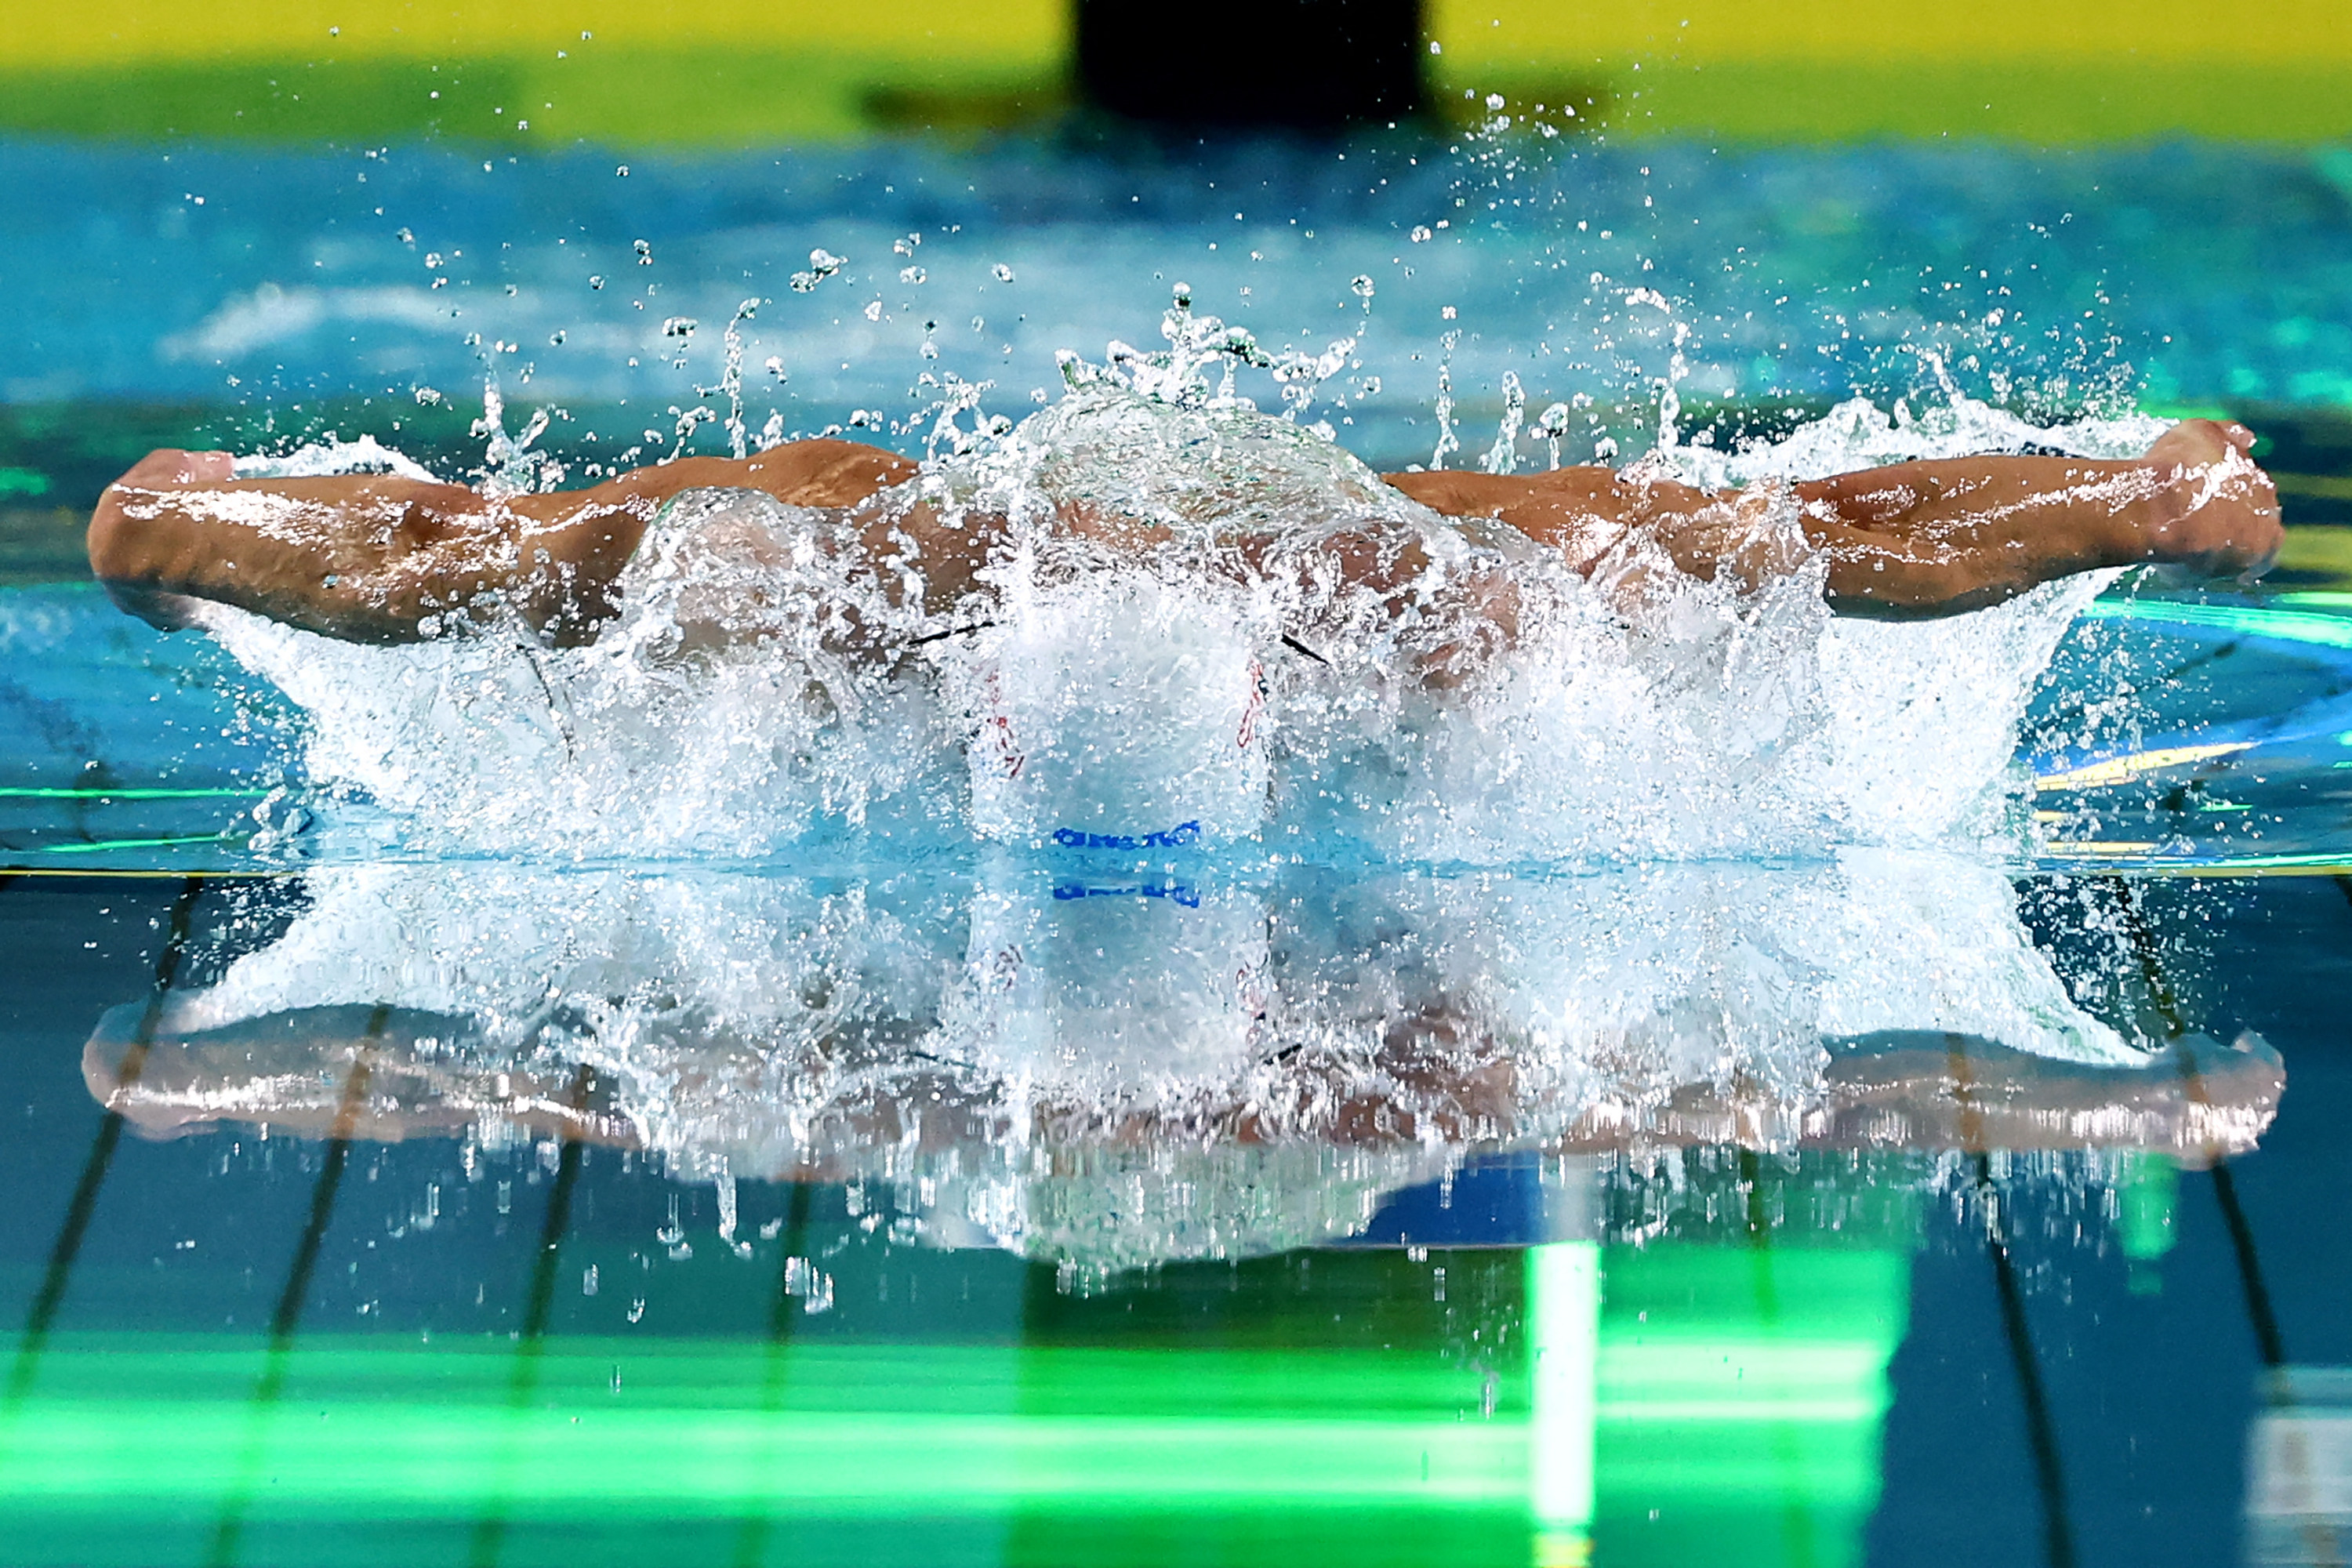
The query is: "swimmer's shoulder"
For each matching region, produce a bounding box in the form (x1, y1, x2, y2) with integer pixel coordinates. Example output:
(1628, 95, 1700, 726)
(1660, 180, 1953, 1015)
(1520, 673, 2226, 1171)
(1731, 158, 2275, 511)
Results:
(1379, 463, 1625, 520)
(604, 441, 919, 514)
(739, 439, 920, 507)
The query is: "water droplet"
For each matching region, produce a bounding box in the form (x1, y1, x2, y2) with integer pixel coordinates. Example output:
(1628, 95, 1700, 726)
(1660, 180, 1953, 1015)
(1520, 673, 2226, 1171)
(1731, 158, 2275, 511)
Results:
(588, 274, 604, 290)
(992, 263, 1015, 282)
(1410, 225, 1433, 243)
(633, 238, 653, 264)
(899, 265, 927, 285)
(791, 248, 846, 292)
(1350, 274, 1374, 299)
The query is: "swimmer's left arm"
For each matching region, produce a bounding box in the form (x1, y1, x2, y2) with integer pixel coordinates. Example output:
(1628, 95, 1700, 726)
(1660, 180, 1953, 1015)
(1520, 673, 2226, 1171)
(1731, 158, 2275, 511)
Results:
(1385, 418, 2282, 617)
(1790, 419, 2281, 615)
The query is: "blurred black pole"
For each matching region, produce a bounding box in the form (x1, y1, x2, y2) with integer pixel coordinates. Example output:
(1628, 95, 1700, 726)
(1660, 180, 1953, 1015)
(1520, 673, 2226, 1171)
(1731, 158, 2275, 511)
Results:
(1076, 0, 1425, 129)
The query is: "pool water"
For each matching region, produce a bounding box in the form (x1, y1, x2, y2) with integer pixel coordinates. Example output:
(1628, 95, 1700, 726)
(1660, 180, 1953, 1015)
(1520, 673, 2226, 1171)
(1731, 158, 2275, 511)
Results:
(6, 124, 2352, 1568)
(2, 861, 2348, 1567)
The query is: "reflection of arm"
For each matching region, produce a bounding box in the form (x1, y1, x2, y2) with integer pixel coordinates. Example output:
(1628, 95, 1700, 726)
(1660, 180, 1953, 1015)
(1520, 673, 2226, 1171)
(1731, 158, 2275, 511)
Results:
(87, 441, 918, 646)
(81, 1003, 642, 1147)
(1548, 1033, 2282, 1159)
(78, 1000, 1007, 1175)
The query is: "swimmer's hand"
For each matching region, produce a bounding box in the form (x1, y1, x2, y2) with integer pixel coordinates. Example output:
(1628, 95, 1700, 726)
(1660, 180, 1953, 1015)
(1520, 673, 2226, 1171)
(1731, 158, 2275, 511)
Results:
(2139, 419, 2283, 582)
(89, 448, 239, 630)
(89, 446, 538, 641)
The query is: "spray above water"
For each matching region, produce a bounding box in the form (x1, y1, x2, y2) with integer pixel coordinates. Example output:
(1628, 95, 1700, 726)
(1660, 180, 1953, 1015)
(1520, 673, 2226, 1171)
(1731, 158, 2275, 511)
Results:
(194, 288, 2169, 867)
(79, 275, 2290, 1275)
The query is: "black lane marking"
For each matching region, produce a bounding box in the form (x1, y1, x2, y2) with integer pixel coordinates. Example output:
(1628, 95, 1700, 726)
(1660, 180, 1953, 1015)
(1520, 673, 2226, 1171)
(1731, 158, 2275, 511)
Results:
(5, 874, 205, 1405)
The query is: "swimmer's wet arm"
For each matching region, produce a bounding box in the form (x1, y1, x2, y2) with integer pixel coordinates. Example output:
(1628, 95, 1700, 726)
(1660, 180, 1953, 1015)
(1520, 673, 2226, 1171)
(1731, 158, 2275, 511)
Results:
(1386, 418, 2281, 618)
(1384, 464, 1809, 591)
(595, 441, 918, 511)
(1789, 463, 2148, 616)
(1790, 419, 2281, 615)
(87, 450, 555, 642)
(89, 439, 920, 644)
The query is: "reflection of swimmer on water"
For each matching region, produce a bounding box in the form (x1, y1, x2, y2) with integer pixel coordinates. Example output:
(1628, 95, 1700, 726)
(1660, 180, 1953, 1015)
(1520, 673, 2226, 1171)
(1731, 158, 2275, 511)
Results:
(86, 413, 2280, 657)
(78, 858, 2282, 1271)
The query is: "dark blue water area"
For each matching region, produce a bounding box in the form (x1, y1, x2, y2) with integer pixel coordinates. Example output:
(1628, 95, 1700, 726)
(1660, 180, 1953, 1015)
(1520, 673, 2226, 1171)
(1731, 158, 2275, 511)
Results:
(4, 864, 2350, 1563)
(1871, 874, 2352, 1568)
(0, 586, 292, 868)
(4, 132, 2349, 464)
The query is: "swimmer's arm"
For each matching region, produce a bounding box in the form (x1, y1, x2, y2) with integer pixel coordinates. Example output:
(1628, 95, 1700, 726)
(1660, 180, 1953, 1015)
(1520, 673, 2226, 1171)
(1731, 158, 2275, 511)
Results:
(1385, 419, 2282, 617)
(87, 452, 626, 644)
(1789, 419, 2281, 615)
(88, 441, 919, 644)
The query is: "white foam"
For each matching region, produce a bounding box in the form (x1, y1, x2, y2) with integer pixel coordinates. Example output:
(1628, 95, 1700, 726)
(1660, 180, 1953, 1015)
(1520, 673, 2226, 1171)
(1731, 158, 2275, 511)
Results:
(192, 317, 2147, 865)
(954, 575, 1272, 848)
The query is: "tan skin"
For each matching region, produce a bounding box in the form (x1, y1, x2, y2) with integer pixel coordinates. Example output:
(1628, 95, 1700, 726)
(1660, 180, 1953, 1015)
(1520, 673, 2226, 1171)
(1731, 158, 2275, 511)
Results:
(85, 992, 2281, 1163)
(85, 419, 2281, 650)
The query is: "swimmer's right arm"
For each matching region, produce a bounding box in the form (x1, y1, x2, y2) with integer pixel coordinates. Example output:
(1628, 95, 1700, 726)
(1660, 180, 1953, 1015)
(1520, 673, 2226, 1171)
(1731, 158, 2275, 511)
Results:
(88, 440, 921, 644)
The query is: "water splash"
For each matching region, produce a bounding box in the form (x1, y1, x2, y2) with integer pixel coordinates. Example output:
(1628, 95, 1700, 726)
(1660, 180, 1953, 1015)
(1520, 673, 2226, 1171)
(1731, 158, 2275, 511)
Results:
(717, 297, 763, 459)
(1479, 370, 1526, 475)
(1429, 328, 1462, 470)
(788, 247, 846, 294)
(190, 299, 2159, 866)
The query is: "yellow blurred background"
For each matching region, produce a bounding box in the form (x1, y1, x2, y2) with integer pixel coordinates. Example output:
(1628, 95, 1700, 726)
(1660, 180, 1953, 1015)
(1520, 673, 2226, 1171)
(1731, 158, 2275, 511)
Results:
(1, 0, 2347, 145)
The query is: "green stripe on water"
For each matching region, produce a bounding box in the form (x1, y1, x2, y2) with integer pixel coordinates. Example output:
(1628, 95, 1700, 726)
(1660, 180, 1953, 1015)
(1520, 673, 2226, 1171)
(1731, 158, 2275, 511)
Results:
(0, 787, 267, 800)
(2081, 597, 2352, 648)
(0, 1338, 1523, 1512)
(0, 1249, 1902, 1563)
(28, 834, 241, 855)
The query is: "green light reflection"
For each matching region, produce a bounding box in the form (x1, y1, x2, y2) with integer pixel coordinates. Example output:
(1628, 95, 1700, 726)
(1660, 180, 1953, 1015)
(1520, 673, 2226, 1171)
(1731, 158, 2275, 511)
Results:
(0, 1240, 1911, 1568)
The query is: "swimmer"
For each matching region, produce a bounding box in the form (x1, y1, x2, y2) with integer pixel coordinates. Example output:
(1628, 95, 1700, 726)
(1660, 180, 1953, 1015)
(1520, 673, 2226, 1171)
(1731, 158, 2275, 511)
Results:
(84, 415, 2281, 652)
